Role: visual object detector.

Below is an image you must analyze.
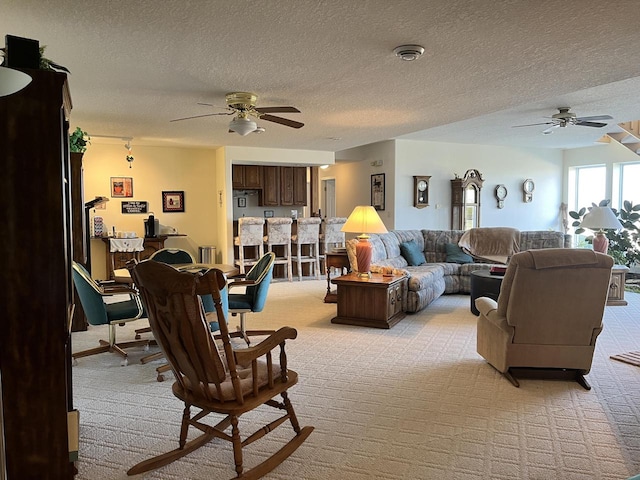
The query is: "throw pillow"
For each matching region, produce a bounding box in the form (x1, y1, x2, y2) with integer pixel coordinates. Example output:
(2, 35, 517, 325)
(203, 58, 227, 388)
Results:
(399, 240, 426, 266)
(445, 243, 473, 264)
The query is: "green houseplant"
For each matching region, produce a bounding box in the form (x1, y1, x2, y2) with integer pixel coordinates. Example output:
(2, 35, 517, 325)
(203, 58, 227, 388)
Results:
(69, 127, 90, 153)
(569, 199, 640, 267)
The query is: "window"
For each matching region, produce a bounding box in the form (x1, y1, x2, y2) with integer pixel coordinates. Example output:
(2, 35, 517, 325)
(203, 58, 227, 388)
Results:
(568, 165, 606, 212)
(619, 162, 640, 206)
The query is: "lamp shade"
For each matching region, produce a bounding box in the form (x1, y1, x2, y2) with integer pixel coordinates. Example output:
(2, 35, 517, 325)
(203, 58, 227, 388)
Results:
(580, 206, 621, 254)
(0, 66, 32, 97)
(341, 205, 388, 236)
(229, 115, 257, 136)
(580, 206, 622, 230)
(341, 206, 387, 277)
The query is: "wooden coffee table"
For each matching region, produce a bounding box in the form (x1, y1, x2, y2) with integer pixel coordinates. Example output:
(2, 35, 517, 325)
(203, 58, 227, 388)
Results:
(331, 273, 407, 328)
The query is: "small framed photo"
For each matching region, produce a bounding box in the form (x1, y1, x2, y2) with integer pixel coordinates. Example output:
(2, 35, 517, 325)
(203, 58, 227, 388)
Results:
(371, 173, 385, 211)
(237, 197, 247, 208)
(111, 177, 133, 198)
(162, 191, 184, 212)
(264, 210, 274, 218)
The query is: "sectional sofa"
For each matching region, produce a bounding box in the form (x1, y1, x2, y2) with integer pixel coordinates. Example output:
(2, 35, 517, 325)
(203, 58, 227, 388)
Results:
(348, 229, 571, 313)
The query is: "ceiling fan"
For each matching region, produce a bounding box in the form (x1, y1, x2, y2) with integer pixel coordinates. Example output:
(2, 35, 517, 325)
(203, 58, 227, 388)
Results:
(512, 107, 613, 135)
(170, 92, 304, 136)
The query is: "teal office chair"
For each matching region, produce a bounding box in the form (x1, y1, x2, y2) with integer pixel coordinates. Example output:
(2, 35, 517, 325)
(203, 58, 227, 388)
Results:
(71, 262, 149, 366)
(228, 252, 276, 344)
(149, 247, 195, 265)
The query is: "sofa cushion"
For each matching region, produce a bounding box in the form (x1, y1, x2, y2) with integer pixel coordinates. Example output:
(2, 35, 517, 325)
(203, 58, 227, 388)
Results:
(400, 240, 426, 266)
(445, 243, 473, 264)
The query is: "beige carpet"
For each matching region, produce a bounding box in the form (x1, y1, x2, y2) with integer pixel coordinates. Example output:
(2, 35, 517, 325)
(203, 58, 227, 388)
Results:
(72, 280, 640, 480)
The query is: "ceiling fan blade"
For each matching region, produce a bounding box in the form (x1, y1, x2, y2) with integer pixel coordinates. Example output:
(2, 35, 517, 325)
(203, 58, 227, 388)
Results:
(542, 124, 560, 135)
(255, 106, 301, 114)
(170, 112, 232, 122)
(259, 114, 304, 129)
(512, 122, 554, 128)
(575, 115, 613, 122)
(575, 120, 608, 128)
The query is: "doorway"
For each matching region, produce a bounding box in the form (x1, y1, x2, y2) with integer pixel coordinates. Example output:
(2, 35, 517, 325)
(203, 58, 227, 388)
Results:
(322, 178, 336, 218)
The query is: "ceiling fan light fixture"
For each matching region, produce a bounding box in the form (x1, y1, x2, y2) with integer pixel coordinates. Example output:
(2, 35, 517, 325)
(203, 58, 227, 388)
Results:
(393, 44, 425, 61)
(229, 115, 257, 136)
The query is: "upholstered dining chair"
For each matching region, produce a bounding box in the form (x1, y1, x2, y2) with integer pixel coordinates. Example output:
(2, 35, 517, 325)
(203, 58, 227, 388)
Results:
(319, 216, 347, 274)
(291, 217, 322, 281)
(127, 260, 313, 478)
(71, 261, 148, 366)
(228, 252, 276, 344)
(264, 217, 293, 281)
(234, 216, 265, 275)
(475, 248, 614, 389)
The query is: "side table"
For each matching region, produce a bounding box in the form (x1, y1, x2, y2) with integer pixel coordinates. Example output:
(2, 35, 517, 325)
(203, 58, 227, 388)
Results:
(607, 264, 629, 306)
(470, 270, 504, 316)
(324, 251, 350, 303)
(331, 273, 407, 328)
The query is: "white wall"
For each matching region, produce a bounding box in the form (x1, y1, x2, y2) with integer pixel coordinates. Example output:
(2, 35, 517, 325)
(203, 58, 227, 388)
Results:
(395, 140, 564, 231)
(322, 139, 564, 232)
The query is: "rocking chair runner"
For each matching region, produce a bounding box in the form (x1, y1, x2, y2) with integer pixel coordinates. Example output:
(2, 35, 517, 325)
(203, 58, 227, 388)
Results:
(128, 260, 313, 478)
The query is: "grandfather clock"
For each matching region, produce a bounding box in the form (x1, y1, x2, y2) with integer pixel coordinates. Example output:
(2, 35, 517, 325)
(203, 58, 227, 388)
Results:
(451, 169, 484, 230)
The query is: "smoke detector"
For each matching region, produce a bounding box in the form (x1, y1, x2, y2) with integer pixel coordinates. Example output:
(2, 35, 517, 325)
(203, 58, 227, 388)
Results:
(393, 44, 425, 61)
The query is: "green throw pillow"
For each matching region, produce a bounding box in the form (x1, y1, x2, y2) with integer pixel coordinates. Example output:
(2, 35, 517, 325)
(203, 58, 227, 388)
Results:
(445, 243, 473, 264)
(400, 240, 426, 266)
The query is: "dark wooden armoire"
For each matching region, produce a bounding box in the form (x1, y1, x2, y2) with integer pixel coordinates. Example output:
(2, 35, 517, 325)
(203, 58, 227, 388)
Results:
(0, 68, 77, 479)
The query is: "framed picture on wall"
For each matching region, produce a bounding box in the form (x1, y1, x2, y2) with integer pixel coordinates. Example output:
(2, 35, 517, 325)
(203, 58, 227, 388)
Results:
(162, 191, 185, 212)
(371, 173, 385, 211)
(110, 177, 133, 198)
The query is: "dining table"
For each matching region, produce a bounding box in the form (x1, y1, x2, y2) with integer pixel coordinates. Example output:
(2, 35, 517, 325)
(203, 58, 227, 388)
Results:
(113, 263, 239, 283)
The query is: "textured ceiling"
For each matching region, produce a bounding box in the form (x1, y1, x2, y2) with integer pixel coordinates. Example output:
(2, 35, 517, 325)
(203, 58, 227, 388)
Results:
(3, 0, 640, 152)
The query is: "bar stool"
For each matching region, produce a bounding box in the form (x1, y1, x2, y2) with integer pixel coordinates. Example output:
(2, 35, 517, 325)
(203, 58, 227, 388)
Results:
(264, 217, 293, 282)
(234, 217, 265, 275)
(291, 217, 322, 281)
(319, 217, 347, 274)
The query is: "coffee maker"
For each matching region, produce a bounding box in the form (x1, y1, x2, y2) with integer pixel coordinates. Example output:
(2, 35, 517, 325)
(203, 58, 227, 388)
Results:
(144, 213, 159, 238)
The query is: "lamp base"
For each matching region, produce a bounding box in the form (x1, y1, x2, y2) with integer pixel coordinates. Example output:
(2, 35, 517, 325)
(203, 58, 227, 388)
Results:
(355, 236, 372, 277)
(592, 232, 609, 254)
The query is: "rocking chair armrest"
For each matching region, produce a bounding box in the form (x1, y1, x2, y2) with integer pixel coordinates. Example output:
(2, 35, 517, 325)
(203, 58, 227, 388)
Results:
(233, 326, 298, 364)
(228, 279, 257, 289)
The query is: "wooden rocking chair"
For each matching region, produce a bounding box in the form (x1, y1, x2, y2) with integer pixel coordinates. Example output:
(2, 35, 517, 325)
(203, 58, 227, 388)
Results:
(128, 260, 313, 479)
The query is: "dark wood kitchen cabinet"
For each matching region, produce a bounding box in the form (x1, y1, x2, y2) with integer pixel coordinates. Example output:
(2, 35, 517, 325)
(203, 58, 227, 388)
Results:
(261, 166, 280, 206)
(232, 165, 262, 189)
(280, 166, 307, 206)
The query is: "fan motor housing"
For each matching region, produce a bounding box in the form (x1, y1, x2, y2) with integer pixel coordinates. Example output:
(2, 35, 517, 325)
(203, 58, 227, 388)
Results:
(552, 107, 576, 121)
(226, 92, 258, 110)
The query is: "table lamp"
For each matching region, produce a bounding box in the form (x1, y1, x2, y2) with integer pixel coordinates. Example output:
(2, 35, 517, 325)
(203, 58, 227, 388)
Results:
(341, 205, 388, 277)
(579, 206, 622, 254)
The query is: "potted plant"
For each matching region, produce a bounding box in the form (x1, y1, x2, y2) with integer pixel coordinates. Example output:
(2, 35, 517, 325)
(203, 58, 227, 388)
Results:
(69, 127, 90, 153)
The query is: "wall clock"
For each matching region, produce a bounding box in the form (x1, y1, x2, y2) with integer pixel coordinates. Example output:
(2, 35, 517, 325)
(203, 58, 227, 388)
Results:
(495, 184, 507, 209)
(523, 179, 535, 203)
(413, 175, 431, 208)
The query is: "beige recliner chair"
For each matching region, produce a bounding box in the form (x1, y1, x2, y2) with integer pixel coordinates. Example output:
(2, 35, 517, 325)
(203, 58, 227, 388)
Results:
(475, 248, 613, 390)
